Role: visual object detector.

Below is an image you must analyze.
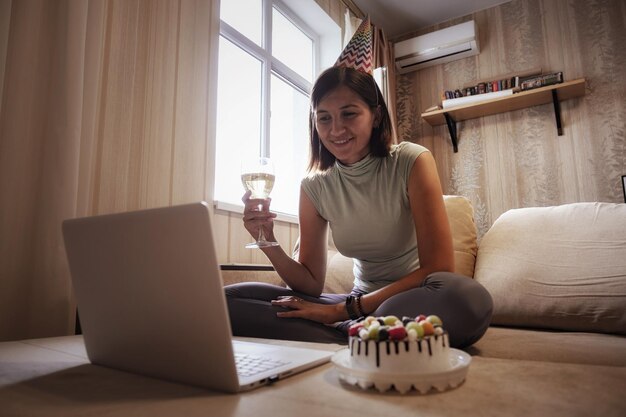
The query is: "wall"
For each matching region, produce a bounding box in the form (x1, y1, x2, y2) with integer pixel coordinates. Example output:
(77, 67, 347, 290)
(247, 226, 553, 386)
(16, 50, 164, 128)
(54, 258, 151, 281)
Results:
(395, 0, 626, 239)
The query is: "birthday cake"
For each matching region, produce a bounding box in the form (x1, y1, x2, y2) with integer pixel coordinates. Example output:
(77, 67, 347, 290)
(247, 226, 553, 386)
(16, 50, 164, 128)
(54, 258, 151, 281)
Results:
(348, 315, 450, 374)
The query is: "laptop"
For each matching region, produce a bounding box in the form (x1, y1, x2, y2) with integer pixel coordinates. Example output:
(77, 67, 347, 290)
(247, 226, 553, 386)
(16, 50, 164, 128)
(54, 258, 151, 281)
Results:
(62, 201, 334, 393)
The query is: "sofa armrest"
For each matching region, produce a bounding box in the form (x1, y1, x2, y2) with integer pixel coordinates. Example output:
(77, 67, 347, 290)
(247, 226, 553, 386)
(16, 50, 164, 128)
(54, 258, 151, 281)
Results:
(219, 257, 354, 295)
(220, 265, 284, 287)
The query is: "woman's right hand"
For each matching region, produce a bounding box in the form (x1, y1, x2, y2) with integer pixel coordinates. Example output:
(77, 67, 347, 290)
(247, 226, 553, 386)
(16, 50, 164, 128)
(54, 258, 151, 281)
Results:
(241, 190, 277, 242)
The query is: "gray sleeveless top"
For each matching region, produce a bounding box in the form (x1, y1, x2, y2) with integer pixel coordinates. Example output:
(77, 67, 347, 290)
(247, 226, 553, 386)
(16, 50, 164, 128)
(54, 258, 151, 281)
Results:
(301, 142, 428, 292)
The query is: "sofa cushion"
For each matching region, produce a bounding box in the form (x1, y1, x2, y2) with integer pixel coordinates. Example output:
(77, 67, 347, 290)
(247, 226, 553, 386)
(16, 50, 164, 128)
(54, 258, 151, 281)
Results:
(322, 250, 355, 294)
(444, 195, 478, 278)
(474, 202, 626, 335)
(468, 326, 626, 366)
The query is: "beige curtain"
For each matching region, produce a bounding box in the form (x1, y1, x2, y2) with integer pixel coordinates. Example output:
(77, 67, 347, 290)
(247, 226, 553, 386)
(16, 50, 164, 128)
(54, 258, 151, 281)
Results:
(0, 0, 220, 342)
(372, 24, 398, 144)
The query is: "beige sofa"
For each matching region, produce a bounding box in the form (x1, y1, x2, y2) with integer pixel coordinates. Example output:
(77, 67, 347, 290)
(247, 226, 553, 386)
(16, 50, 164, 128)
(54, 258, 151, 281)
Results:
(222, 196, 626, 391)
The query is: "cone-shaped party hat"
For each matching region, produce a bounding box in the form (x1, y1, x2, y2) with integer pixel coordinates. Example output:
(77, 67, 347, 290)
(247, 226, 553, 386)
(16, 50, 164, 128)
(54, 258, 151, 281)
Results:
(334, 16, 373, 74)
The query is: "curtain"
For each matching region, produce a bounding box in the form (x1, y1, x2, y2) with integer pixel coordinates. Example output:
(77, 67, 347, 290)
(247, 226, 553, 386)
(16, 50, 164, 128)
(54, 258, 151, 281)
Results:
(372, 25, 398, 144)
(0, 0, 220, 342)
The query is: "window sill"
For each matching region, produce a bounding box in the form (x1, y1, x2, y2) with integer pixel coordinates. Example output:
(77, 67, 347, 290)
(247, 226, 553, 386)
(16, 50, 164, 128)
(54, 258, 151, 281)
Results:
(214, 201, 299, 224)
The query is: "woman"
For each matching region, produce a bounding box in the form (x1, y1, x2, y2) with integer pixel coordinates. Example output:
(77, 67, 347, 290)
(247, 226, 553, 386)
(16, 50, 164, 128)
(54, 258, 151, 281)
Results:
(225, 66, 492, 347)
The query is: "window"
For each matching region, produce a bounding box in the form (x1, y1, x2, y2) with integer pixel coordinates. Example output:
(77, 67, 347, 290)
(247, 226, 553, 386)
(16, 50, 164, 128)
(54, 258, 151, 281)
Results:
(215, 0, 340, 220)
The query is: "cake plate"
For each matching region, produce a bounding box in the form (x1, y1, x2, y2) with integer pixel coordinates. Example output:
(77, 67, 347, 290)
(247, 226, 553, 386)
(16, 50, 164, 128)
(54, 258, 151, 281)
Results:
(331, 348, 471, 394)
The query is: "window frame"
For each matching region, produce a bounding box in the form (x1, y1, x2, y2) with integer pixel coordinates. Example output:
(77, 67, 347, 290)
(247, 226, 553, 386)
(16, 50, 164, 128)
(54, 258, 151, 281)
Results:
(215, 0, 325, 223)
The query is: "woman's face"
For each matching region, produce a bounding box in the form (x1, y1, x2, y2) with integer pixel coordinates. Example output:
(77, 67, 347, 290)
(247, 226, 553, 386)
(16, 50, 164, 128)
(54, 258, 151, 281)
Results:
(314, 85, 378, 165)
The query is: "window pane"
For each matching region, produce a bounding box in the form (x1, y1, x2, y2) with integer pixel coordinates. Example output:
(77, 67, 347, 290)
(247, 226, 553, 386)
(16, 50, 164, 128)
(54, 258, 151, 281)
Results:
(215, 37, 263, 206)
(272, 8, 313, 82)
(220, 0, 262, 46)
(269, 74, 310, 215)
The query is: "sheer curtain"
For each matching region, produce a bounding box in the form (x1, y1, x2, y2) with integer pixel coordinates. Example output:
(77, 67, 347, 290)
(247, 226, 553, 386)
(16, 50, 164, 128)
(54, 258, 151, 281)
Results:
(0, 0, 220, 341)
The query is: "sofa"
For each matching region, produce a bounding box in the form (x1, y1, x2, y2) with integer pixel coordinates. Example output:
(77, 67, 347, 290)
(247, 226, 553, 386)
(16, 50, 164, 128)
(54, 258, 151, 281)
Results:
(221, 196, 626, 411)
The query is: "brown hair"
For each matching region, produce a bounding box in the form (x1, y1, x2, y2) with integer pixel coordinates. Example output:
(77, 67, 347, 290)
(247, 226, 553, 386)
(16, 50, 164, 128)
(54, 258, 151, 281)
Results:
(307, 67, 393, 172)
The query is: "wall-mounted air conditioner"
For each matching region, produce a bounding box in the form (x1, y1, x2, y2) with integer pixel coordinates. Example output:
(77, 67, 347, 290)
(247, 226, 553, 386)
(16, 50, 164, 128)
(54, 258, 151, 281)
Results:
(394, 20, 479, 74)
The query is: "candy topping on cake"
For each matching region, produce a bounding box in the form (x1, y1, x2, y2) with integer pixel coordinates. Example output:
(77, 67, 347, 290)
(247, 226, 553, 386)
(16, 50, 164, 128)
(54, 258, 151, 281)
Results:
(349, 315, 444, 342)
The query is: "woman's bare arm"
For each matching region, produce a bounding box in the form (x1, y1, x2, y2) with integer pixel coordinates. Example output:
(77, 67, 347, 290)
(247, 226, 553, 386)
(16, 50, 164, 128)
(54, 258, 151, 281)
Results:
(258, 186, 329, 296)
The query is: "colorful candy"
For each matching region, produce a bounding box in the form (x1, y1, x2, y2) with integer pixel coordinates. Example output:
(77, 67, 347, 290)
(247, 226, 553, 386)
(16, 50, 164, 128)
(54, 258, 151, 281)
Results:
(420, 321, 435, 336)
(426, 315, 443, 327)
(348, 322, 364, 336)
(383, 315, 400, 326)
(351, 314, 444, 342)
(388, 325, 407, 341)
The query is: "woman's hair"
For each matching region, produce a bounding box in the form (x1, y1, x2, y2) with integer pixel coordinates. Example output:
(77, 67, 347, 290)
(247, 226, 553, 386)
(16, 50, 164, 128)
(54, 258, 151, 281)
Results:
(307, 67, 393, 172)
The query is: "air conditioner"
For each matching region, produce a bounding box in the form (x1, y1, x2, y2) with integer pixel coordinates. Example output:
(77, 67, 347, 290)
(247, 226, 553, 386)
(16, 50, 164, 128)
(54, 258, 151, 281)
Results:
(394, 20, 479, 74)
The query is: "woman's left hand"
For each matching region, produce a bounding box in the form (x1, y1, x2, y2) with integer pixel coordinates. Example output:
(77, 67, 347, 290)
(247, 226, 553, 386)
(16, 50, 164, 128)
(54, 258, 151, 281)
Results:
(271, 296, 343, 324)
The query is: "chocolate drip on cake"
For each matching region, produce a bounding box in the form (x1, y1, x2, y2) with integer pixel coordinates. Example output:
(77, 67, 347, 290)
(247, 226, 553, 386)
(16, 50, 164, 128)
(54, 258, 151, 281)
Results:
(375, 342, 380, 367)
(386, 341, 391, 355)
(427, 338, 432, 356)
(404, 341, 410, 352)
(417, 340, 422, 353)
(394, 341, 400, 354)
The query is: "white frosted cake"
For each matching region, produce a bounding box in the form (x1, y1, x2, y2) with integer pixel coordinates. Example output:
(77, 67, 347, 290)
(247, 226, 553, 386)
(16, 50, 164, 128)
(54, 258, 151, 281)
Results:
(348, 315, 450, 374)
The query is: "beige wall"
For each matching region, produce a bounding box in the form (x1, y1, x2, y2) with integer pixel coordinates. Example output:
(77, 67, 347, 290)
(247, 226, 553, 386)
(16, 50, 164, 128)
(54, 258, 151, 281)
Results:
(395, 0, 626, 239)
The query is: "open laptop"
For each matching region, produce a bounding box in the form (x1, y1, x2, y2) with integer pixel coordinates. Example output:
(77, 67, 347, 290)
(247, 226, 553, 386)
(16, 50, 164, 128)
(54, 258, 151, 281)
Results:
(62, 201, 334, 393)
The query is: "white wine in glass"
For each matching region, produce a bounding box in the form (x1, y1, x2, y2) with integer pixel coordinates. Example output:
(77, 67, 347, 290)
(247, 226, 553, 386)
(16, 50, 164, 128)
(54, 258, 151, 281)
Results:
(241, 157, 280, 248)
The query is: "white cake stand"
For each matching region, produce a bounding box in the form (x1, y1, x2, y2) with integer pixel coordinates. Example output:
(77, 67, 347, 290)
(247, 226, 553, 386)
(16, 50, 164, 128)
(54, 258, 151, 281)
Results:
(331, 348, 471, 394)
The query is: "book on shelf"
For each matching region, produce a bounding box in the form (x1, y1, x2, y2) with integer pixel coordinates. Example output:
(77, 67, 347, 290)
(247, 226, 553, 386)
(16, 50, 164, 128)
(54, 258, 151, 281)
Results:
(444, 68, 541, 99)
(439, 69, 565, 108)
(519, 71, 563, 91)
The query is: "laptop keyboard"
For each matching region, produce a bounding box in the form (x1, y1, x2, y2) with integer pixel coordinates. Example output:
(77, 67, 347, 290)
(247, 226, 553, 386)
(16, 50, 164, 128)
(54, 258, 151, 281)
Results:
(235, 353, 290, 378)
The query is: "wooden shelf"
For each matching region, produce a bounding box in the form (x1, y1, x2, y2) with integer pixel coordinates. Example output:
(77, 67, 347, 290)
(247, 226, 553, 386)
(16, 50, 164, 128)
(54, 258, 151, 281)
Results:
(421, 78, 586, 152)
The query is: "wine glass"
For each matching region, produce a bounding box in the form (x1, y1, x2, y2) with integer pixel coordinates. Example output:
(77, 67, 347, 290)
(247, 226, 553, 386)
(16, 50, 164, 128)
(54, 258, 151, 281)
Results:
(241, 157, 280, 249)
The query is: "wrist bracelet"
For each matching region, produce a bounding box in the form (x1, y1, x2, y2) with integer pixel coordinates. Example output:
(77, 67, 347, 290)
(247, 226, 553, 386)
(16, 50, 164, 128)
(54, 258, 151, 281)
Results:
(345, 295, 360, 320)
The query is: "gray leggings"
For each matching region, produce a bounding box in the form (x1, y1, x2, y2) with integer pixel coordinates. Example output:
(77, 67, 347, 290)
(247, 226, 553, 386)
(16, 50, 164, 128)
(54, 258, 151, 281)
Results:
(225, 272, 493, 348)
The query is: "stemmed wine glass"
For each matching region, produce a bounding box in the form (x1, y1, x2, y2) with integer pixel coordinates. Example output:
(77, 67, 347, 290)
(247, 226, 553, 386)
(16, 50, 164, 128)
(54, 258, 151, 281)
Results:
(241, 157, 280, 249)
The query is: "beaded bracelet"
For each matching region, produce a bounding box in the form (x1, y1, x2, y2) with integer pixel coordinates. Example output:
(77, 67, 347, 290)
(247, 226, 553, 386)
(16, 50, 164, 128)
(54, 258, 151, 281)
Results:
(344, 295, 360, 320)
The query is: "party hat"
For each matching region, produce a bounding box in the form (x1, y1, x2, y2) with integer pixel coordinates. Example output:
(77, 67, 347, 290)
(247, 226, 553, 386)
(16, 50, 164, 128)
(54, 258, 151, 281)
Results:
(335, 16, 373, 74)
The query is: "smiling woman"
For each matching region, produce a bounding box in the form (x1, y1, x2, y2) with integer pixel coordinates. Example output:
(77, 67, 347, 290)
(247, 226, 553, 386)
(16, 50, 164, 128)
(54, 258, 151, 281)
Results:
(309, 68, 391, 170)
(226, 59, 493, 347)
(313, 86, 378, 165)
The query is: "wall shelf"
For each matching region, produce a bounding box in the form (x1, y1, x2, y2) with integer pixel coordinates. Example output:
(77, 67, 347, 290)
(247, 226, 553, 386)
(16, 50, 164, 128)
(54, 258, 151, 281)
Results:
(421, 78, 586, 152)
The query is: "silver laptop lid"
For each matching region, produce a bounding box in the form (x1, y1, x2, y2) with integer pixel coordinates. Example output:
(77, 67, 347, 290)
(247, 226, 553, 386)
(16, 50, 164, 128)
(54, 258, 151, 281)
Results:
(62, 202, 240, 392)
